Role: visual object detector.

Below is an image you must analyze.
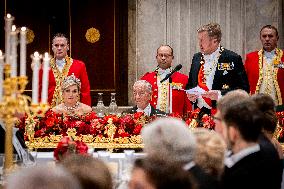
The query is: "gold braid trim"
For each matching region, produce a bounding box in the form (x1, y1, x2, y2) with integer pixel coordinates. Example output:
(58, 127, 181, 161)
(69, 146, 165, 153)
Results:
(274, 49, 283, 105)
(256, 48, 283, 105)
(50, 56, 73, 107)
(255, 49, 264, 94)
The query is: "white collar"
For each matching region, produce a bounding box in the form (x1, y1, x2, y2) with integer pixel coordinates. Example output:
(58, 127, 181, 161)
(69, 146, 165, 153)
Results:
(183, 161, 196, 171)
(264, 49, 276, 59)
(56, 59, 66, 65)
(137, 103, 151, 116)
(225, 144, 260, 168)
(157, 67, 171, 76)
(203, 45, 221, 61)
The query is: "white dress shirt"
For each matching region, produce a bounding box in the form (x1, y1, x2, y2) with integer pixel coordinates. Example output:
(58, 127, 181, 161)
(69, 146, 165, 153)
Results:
(136, 103, 151, 116)
(56, 59, 66, 72)
(197, 46, 221, 109)
(224, 144, 260, 168)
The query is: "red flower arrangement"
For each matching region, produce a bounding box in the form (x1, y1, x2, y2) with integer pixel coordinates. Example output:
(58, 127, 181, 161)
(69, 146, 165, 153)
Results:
(276, 111, 284, 142)
(16, 110, 155, 140)
(53, 136, 88, 161)
(184, 108, 215, 130)
(16, 109, 284, 146)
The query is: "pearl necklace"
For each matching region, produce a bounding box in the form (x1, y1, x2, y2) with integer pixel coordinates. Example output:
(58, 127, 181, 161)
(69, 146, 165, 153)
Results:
(63, 102, 80, 112)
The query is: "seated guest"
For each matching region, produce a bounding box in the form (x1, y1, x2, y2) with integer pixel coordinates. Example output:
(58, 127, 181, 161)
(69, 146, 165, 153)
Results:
(129, 80, 165, 116)
(61, 154, 113, 189)
(251, 93, 283, 159)
(129, 157, 196, 189)
(193, 128, 226, 180)
(219, 98, 282, 189)
(52, 74, 92, 116)
(142, 117, 221, 189)
(6, 164, 82, 189)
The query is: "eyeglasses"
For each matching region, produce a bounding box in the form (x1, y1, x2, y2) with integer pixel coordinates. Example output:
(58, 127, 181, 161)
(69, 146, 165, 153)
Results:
(157, 53, 173, 58)
(212, 116, 222, 122)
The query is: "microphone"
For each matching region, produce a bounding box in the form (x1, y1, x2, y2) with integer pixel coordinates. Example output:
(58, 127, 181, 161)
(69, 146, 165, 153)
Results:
(160, 64, 182, 83)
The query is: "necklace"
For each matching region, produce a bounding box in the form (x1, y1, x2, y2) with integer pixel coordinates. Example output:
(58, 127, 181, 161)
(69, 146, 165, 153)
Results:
(63, 101, 80, 112)
(200, 46, 224, 84)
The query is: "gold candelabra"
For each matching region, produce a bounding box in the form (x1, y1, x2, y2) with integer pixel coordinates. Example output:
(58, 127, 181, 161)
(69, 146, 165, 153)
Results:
(0, 64, 49, 170)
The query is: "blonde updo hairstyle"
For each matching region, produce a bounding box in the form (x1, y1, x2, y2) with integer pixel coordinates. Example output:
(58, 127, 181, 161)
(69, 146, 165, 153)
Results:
(193, 128, 226, 179)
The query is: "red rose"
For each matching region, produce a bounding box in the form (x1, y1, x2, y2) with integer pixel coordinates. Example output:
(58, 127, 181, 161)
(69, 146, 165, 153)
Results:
(133, 124, 143, 135)
(54, 136, 88, 161)
(84, 112, 98, 122)
(75, 141, 88, 154)
(45, 117, 55, 128)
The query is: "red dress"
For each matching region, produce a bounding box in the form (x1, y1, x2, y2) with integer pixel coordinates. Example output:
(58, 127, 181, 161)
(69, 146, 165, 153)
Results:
(39, 57, 91, 107)
(141, 71, 192, 116)
(245, 49, 284, 105)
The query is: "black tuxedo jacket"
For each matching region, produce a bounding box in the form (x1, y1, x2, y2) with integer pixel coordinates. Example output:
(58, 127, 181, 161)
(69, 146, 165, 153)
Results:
(221, 149, 282, 189)
(129, 105, 166, 116)
(186, 49, 250, 107)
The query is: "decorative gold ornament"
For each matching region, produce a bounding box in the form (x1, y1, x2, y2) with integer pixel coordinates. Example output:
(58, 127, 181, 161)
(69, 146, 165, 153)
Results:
(256, 49, 283, 105)
(26, 28, 35, 44)
(85, 28, 100, 43)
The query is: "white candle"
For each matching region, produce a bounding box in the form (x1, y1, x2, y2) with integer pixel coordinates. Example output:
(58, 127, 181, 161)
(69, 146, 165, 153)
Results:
(0, 50, 4, 102)
(31, 52, 41, 104)
(5, 14, 14, 65)
(20, 27, 27, 76)
(10, 25, 17, 77)
(41, 52, 50, 104)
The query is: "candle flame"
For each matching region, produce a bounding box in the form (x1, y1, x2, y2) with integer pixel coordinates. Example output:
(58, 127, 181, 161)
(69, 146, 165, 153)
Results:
(12, 25, 16, 32)
(44, 52, 49, 58)
(34, 52, 40, 57)
(7, 14, 11, 18)
(0, 50, 2, 56)
(21, 27, 27, 32)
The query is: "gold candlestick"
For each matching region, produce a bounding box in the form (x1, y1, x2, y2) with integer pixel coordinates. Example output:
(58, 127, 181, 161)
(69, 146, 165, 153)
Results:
(0, 64, 49, 170)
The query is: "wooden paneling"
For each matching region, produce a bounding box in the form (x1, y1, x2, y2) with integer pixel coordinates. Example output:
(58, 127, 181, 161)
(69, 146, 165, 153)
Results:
(0, 0, 128, 106)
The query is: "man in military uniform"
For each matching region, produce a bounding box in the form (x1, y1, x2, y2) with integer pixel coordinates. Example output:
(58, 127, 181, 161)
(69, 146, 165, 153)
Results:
(245, 25, 284, 111)
(186, 23, 249, 114)
(38, 33, 91, 107)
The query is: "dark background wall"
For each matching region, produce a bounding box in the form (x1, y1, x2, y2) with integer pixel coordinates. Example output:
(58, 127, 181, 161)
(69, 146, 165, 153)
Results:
(0, 0, 128, 106)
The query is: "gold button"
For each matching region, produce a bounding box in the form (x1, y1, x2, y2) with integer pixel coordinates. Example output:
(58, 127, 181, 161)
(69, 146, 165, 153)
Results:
(154, 102, 156, 105)
(154, 76, 157, 79)
(154, 95, 157, 98)
(154, 82, 157, 85)
(154, 89, 158, 91)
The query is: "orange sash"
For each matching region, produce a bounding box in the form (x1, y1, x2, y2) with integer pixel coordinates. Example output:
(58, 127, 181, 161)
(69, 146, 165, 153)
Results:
(197, 63, 212, 108)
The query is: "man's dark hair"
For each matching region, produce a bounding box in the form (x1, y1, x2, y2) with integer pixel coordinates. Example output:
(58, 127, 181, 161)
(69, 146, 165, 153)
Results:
(260, 25, 279, 38)
(251, 93, 277, 134)
(223, 99, 262, 142)
(157, 45, 174, 56)
(53, 33, 69, 44)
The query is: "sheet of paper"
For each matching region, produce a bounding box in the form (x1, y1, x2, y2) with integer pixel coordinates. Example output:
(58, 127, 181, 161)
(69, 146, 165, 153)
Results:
(186, 86, 205, 96)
